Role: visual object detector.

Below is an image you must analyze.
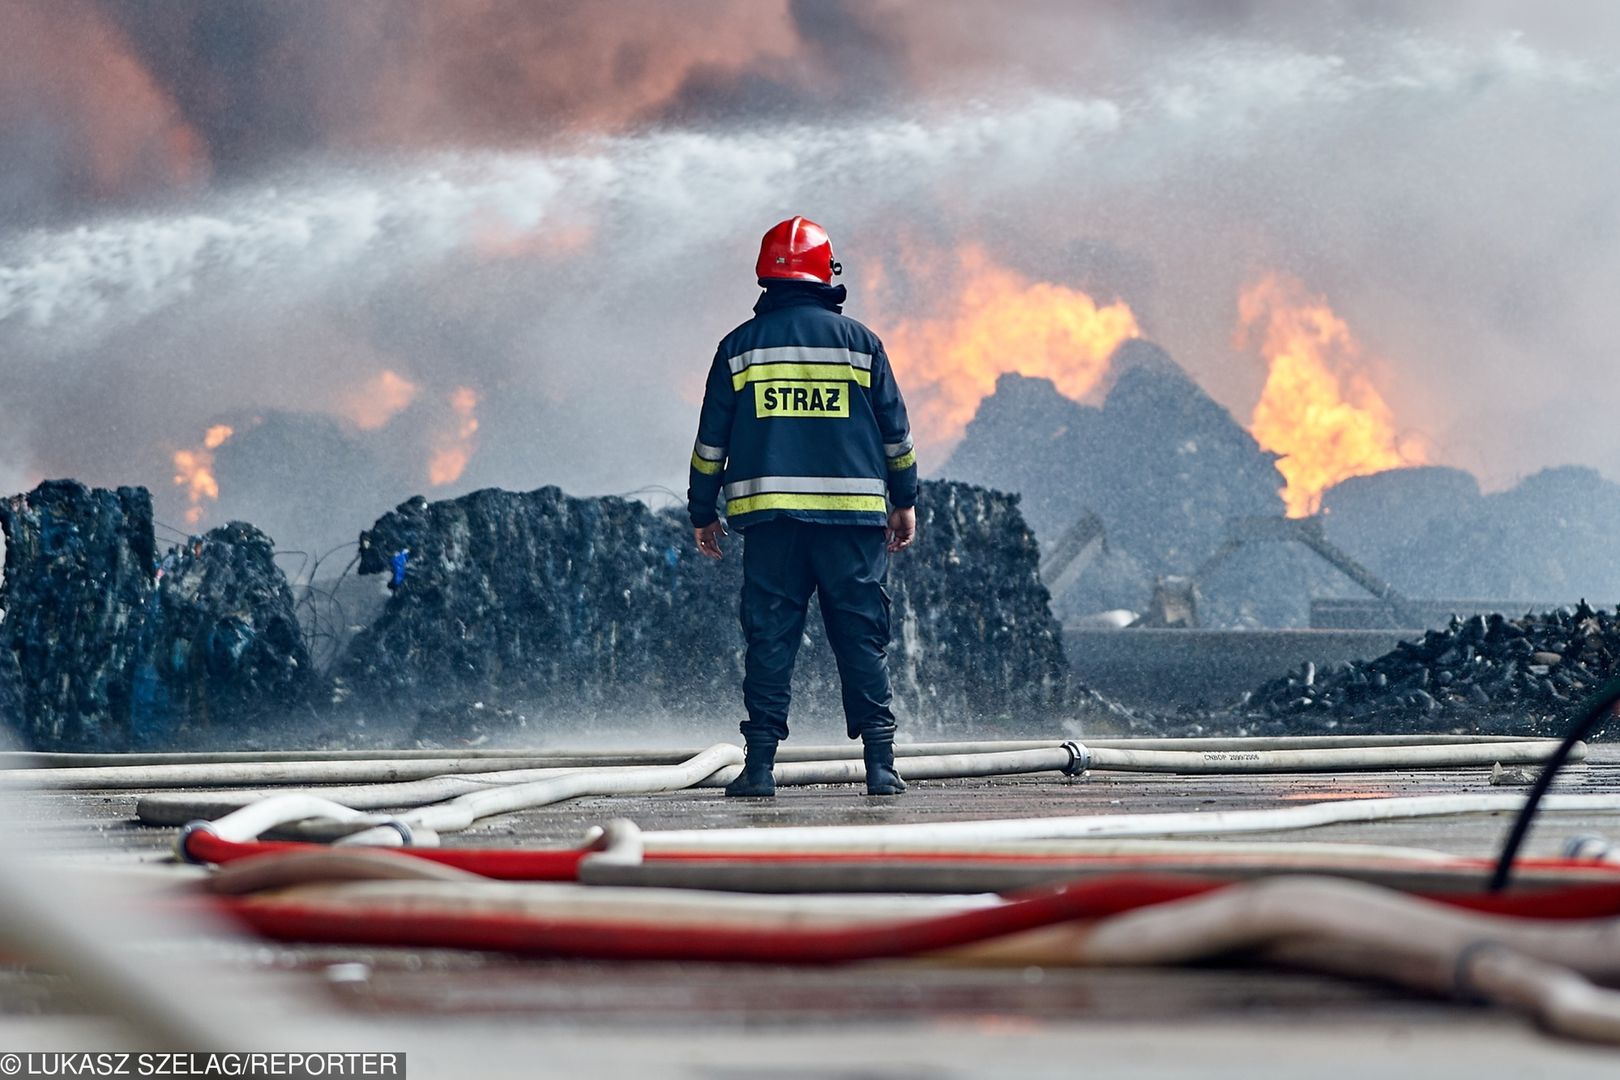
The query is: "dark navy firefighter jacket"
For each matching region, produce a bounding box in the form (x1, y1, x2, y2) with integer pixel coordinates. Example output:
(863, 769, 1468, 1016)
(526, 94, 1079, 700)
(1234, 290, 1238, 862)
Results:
(687, 280, 918, 530)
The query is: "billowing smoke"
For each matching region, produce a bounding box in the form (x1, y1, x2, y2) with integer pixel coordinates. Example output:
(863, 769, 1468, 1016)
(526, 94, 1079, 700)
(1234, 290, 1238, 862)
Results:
(2, 2, 1618, 556)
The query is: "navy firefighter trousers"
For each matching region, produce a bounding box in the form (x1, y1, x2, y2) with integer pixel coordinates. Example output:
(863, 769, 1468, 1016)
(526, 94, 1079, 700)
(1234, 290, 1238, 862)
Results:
(739, 518, 897, 746)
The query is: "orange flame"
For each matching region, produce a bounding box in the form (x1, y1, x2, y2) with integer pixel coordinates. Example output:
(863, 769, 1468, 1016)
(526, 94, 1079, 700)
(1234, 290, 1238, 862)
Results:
(428, 387, 480, 486)
(342, 369, 420, 431)
(882, 247, 1140, 453)
(172, 424, 234, 526)
(1240, 275, 1426, 517)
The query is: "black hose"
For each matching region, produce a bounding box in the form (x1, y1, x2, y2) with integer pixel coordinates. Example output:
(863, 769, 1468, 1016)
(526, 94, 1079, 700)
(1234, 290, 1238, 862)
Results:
(1490, 673, 1620, 891)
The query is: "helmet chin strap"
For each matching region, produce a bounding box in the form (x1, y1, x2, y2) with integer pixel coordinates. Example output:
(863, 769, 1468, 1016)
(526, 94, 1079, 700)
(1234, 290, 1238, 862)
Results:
(829, 259, 843, 277)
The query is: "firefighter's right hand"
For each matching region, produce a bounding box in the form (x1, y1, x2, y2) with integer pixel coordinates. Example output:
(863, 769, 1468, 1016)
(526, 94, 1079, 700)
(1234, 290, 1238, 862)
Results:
(695, 521, 727, 560)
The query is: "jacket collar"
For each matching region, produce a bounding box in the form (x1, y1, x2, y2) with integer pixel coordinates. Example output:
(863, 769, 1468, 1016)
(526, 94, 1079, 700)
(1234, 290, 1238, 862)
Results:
(753, 279, 847, 315)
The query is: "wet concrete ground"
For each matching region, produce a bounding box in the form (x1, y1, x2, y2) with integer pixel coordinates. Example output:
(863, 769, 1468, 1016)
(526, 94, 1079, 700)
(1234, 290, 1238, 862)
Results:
(5, 744, 1620, 1076)
(22, 745, 1620, 859)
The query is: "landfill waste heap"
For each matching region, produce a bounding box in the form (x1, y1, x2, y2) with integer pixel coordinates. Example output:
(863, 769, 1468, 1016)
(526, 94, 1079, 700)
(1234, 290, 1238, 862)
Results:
(1320, 464, 1620, 605)
(943, 341, 1332, 627)
(339, 479, 1074, 740)
(8, 474, 1613, 750)
(0, 477, 1080, 748)
(0, 480, 310, 750)
(948, 340, 1620, 627)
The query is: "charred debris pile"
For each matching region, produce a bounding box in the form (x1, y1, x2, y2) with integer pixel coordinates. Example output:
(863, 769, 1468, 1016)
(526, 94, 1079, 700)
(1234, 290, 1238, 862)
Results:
(946, 340, 1620, 628)
(340, 480, 1076, 741)
(1229, 603, 1620, 737)
(7, 470, 1611, 749)
(1, 478, 1089, 749)
(0, 481, 310, 750)
(944, 342, 1339, 628)
(1320, 464, 1620, 608)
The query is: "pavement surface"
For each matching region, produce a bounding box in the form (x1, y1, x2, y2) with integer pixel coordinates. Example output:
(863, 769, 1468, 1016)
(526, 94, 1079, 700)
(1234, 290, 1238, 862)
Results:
(4, 742, 1619, 1077)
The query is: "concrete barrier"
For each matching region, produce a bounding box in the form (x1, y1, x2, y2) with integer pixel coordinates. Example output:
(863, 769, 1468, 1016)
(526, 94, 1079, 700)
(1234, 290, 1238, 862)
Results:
(1063, 627, 1417, 711)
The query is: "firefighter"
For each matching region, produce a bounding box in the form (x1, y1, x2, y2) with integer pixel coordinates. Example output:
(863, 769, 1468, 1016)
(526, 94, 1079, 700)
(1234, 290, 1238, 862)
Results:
(687, 216, 919, 798)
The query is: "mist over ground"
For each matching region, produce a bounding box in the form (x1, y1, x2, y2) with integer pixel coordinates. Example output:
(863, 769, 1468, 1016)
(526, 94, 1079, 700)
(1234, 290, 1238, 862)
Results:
(2, 1, 1617, 559)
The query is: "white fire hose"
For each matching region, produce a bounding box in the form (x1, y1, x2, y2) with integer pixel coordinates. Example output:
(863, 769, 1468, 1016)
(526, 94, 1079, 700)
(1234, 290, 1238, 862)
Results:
(6, 735, 1575, 790)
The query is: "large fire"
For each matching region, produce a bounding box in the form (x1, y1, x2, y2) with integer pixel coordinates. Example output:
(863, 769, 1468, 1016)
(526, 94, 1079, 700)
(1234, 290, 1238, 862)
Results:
(172, 424, 234, 527)
(1240, 274, 1426, 517)
(881, 247, 1140, 451)
(428, 387, 481, 486)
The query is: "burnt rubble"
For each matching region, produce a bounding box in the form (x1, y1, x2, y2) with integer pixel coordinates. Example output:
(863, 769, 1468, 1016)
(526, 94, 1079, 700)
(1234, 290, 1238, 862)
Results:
(9, 471, 1611, 749)
(947, 342, 1287, 569)
(0, 481, 313, 749)
(943, 342, 1620, 631)
(944, 344, 1340, 627)
(340, 480, 1075, 737)
(1233, 602, 1620, 737)
(2, 475, 1087, 748)
(1323, 465, 1620, 606)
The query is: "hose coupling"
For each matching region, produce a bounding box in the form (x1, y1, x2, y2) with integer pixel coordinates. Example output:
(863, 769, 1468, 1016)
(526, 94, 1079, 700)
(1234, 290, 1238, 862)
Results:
(176, 819, 220, 865)
(583, 819, 646, 866)
(378, 819, 415, 847)
(1563, 833, 1612, 861)
(1060, 741, 1092, 777)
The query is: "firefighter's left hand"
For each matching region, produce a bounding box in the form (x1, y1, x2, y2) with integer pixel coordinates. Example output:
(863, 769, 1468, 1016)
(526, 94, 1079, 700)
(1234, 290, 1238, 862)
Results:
(695, 521, 727, 560)
(886, 507, 916, 553)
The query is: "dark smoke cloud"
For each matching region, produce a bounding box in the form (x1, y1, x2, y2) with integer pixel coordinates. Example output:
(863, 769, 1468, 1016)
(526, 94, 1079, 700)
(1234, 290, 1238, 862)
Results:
(2, 1, 1620, 561)
(10, 1, 1617, 214)
(1, 1, 817, 220)
(100, 1, 341, 171)
(0, 1, 209, 220)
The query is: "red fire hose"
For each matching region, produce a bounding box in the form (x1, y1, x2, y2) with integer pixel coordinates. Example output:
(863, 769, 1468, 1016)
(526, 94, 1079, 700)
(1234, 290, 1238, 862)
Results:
(181, 829, 1620, 899)
(184, 829, 590, 880)
(215, 875, 1222, 963)
(206, 871, 1620, 964)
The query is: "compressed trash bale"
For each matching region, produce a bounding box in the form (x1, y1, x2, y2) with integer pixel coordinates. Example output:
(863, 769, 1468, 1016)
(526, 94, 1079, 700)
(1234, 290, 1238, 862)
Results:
(0, 481, 157, 749)
(411, 700, 536, 746)
(888, 480, 1069, 726)
(340, 487, 682, 718)
(340, 481, 1076, 735)
(148, 521, 313, 743)
(665, 480, 1073, 732)
(0, 481, 314, 749)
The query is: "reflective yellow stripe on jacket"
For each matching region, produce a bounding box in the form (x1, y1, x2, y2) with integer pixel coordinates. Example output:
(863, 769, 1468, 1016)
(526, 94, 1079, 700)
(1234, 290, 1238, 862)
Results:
(884, 435, 916, 472)
(726, 346, 874, 391)
(690, 439, 726, 475)
(722, 475, 888, 517)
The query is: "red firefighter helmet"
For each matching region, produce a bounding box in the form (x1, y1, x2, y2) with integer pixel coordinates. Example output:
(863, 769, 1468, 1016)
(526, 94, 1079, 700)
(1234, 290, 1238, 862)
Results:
(755, 216, 841, 282)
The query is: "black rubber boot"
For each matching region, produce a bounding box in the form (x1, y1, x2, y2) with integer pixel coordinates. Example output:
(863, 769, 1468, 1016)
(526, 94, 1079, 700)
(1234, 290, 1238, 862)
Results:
(863, 740, 906, 796)
(725, 740, 778, 798)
